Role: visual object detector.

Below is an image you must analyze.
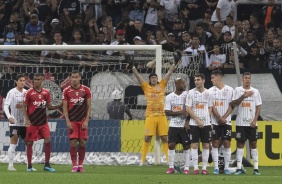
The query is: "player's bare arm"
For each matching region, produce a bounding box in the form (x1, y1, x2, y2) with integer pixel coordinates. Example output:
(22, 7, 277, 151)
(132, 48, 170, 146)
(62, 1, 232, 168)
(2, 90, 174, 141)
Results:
(212, 105, 226, 124)
(186, 106, 204, 128)
(231, 90, 254, 107)
(216, 7, 222, 22)
(250, 105, 261, 128)
(63, 100, 72, 130)
(47, 102, 62, 110)
(22, 103, 31, 127)
(82, 98, 91, 130)
(222, 104, 234, 121)
(165, 110, 185, 116)
(132, 67, 145, 85)
(4, 100, 15, 124)
(163, 51, 182, 82)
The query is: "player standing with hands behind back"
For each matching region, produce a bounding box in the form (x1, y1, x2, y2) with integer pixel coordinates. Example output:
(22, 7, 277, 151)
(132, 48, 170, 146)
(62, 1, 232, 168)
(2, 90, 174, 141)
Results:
(131, 52, 182, 165)
(231, 72, 262, 175)
(63, 70, 91, 172)
(23, 73, 61, 172)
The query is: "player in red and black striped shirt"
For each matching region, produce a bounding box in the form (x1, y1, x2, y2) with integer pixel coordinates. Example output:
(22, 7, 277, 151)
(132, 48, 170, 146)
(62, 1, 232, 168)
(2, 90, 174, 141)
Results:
(23, 73, 61, 172)
(63, 70, 91, 173)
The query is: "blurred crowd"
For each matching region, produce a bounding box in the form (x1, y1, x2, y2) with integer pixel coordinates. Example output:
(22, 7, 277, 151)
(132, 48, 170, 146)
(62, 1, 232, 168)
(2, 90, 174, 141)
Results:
(0, 0, 282, 70)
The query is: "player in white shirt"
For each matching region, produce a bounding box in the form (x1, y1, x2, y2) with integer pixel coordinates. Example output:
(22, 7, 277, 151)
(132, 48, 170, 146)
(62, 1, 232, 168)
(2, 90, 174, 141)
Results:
(208, 70, 234, 175)
(186, 73, 213, 175)
(211, 0, 236, 22)
(165, 78, 190, 174)
(3, 74, 27, 171)
(231, 72, 262, 176)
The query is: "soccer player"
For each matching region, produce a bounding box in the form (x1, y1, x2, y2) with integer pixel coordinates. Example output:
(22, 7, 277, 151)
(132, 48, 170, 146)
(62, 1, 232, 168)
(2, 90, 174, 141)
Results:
(165, 78, 190, 174)
(131, 52, 181, 165)
(23, 73, 61, 172)
(231, 72, 262, 175)
(4, 74, 27, 171)
(208, 70, 234, 174)
(62, 70, 91, 172)
(186, 73, 213, 175)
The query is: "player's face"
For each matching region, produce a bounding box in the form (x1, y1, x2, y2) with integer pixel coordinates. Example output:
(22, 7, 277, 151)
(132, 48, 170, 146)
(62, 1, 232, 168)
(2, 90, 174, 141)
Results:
(71, 73, 81, 86)
(242, 74, 251, 87)
(175, 79, 186, 91)
(194, 77, 204, 88)
(149, 76, 158, 86)
(16, 77, 25, 89)
(33, 76, 43, 88)
(211, 74, 221, 86)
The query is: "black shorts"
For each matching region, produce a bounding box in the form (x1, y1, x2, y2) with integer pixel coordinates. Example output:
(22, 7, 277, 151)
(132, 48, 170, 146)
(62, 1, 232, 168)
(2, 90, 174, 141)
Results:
(235, 126, 258, 142)
(190, 125, 212, 143)
(212, 124, 232, 141)
(168, 127, 190, 145)
(10, 126, 26, 139)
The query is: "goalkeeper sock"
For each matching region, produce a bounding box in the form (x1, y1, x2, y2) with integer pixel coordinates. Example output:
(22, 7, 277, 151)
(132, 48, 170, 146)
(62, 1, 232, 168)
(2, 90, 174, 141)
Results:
(70, 146, 77, 166)
(163, 142, 169, 162)
(44, 143, 51, 165)
(78, 146, 86, 166)
(8, 144, 16, 167)
(26, 144, 33, 168)
(141, 142, 149, 164)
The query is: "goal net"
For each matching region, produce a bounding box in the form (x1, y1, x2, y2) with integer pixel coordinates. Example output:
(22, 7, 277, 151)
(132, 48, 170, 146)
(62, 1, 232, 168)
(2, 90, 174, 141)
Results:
(0, 45, 201, 165)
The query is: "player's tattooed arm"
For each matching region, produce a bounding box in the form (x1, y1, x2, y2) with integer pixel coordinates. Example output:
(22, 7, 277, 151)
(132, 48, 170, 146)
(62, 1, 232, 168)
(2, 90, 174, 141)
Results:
(186, 106, 204, 128)
(231, 90, 254, 107)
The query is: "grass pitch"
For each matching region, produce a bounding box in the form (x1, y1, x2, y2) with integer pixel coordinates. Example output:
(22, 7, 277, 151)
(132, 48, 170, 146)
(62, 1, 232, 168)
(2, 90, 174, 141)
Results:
(0, 164, 281, 184)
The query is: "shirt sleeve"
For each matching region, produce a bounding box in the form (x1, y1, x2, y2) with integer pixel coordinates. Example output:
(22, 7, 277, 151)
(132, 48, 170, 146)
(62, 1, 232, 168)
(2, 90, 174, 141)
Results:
(232, 88, 239, 101)
(62, 89, 67, 101)
(46, 91, 51, 104)
(164, 95, 171, 111)
(255, 90, 262, 106)
(4, 91, 13, 119)
(208, 91, 214, 107)
(86, 87, 91, 99)
(23, 90, 29, 104)
(185, 91, 192, 107)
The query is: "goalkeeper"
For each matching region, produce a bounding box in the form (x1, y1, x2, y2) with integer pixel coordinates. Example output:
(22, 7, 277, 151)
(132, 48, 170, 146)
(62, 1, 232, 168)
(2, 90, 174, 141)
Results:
(131, 52, 182, 165)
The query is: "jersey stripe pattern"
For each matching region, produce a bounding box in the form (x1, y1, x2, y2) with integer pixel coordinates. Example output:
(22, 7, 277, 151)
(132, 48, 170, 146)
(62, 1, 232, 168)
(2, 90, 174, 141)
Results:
(141, 79, 167, 117)
(63, 85, 91, 122)
(165, 91, 188, 128)
(232, 86, 262, 126)
(4, 88, 27, 126)
(185, 88, 213, 126)
(208, 85, 233, 125)
(23, 88, 51, 126)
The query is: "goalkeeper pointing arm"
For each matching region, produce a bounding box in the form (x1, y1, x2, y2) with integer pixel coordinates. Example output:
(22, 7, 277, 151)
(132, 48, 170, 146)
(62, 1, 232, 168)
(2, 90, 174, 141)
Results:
(131, 51, 182, 166)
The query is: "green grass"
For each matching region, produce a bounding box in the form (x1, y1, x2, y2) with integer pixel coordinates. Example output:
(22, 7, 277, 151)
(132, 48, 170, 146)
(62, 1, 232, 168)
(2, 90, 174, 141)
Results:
(0, 164, 282, 184)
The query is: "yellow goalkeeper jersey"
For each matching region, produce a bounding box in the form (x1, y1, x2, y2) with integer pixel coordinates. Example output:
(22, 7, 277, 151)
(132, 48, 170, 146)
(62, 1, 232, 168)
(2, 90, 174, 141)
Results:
(141, 79, 167, 117)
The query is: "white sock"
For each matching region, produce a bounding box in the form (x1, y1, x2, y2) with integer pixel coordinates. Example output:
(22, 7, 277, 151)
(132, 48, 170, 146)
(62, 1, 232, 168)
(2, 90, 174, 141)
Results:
(211, 147, 219, 170)
(191, 148, 198, 170)
(224, 148, 231, 170)
(183, 149, 190, 170)
(236, 148, 244, 169)
(202, 149, 209, 170)
(251, 149, 259, 170)
(168, 149, 175, 169)
(8, 144, 17, 167)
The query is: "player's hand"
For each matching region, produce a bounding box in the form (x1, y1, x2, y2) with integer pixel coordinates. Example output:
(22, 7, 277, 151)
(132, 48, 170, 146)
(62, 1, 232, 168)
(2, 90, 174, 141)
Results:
(197, 121, 204, 128)
(173, 51, 182, 65)
(82, 120, 88, 130)
(66, 121, 73, 130)
(219, 117, 227, 125)
(250, 120, 256, 128)
(180, 109, 188, 116)
(8, 117, 15, 124)
(25, 119, 31, 127)
(243, 90, 254, 98)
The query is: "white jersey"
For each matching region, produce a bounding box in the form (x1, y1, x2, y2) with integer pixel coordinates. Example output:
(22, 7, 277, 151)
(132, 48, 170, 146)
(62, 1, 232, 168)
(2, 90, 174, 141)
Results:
(4, 88, 27, 126)
(232, 86, 262, 126)
(208, 85, 233, 125)
(165, 91, 188, 128)
(211, 0, 235, 22)
(185, 88, 213, 126)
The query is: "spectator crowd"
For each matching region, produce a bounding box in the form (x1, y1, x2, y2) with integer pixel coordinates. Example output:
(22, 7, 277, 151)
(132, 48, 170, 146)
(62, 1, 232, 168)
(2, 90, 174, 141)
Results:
(0, 0, 282, 70)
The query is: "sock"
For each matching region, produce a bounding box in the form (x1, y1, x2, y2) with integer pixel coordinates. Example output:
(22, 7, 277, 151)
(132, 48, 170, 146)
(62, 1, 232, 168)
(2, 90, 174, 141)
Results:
(163, 142, 169, 162)
(202, 149, 209, 170)
(44, 143, 51, 166)
(236, 148, 244, 169)
(8, 144, 17, 167)
(211, 147, 219, 170)
(251, 149, 259, 170)
(70, 146, 77, 166)
(168, 149, 175, 168)
(224, 148, 231, 170)
(78, 146, 86, 166)
(26, 144, 33, 168)
(184, 149, 190, 170)
(191, 148, 198, 170)
(141, 142, 149, 163)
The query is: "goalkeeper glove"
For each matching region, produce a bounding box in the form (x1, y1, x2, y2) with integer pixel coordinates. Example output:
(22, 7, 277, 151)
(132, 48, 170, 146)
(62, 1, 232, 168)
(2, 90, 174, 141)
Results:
(172, 51, 182, 65)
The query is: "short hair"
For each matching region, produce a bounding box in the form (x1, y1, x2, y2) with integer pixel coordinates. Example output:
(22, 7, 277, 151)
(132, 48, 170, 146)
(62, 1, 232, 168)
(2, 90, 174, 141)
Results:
(211, 70, 223, 77)
(194, 73, 205, 80)
(149, 73, 157, 79)
(226, 15, 233, 20)
(247, 31, 254, 35)
(71, 70, 81, 76)
(34, 73, 43, 77)
(16, 73, 25, 81)
(242, 72, 251, 77)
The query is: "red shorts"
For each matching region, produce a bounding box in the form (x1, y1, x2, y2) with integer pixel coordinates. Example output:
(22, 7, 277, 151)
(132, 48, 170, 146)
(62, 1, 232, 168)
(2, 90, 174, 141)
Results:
(68, 121, 88, 140)
(26, 123, 50, 141)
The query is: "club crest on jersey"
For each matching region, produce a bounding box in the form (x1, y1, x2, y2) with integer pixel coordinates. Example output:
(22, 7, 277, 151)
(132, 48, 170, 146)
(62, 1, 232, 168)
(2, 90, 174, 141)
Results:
(76, 92, 79, 96)
(38, 95, 42, 99)
(222, 91, 227, 97)
(155, 85, 161, 91)
(204, 93, 209, 100)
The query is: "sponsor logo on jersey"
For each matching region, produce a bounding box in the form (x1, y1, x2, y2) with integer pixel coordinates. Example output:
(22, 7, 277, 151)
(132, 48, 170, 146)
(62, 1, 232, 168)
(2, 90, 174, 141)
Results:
(70, 97, 85, 104)
(33, 100, 47, 107)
